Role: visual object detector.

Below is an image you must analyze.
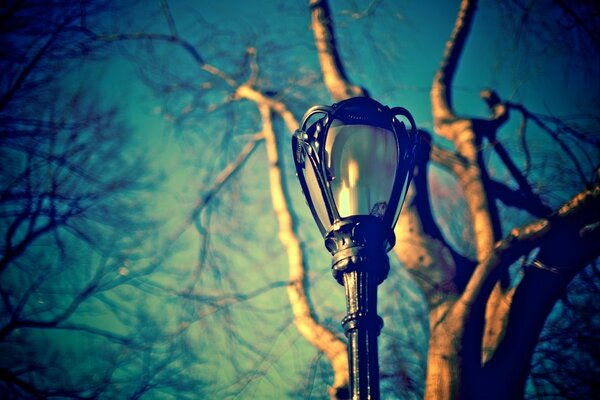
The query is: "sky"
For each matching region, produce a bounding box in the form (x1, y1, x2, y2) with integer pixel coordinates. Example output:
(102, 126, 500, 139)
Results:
(2, 0, 598, 398)
(111, 1, 596, 397)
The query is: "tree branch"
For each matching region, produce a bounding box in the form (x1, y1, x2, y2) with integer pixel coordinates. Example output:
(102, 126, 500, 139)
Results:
(481, 185, 600, 398)
(82, 25, 239, 88)
(0, 367, 45, 399)
(394, 132, 475, 310)
(507, 102, 598, 186)
(488, 179, 552, 217)
(459, 184, 600, 315)
(431, 0, 477, 127)
(309, 0, 367, 101)
(236, 84, 349, 398)
(189, 133, 264, 229)
(159, 0, 179, 37)
(0, 17, 75, 111)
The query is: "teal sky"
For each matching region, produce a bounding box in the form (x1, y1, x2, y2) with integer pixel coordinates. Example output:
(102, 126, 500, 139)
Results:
(2, 0, 598, 398)
(89, 0, 598, 396)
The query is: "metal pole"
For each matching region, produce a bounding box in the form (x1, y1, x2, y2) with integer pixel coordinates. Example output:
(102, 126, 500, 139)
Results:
(326, 217, 391, 400)
(342, 267, 383, 399)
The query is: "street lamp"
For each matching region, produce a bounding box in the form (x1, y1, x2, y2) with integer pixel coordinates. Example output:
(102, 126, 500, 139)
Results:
(291, 96, 419, 399)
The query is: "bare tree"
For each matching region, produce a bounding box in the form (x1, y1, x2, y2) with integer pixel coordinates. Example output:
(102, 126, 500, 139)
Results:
(2, 0, 598, 399)
(281, 1, 598, 398)
(96, 0, 598, 398)
(0, 1, 208, 398)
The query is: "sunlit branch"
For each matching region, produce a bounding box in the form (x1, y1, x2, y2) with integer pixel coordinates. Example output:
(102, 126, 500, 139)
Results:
(480, 184, 600, 397)
(480, 89, 509, 129)
(430, 1, 506, 280)
(234, 85, 298, 132)
(429, 142, 468, 175)
(455, 139, 501, 264)
(309, 0, 367, 101)
(234, 77, 349, 396)
(431, 0, 477, 126)
(424, 3, 524, 397)
(395, 132, 474, 307)
(460, 184, 600, 311)
(255, 101, 349, 397)
(435, 184, 600, 397)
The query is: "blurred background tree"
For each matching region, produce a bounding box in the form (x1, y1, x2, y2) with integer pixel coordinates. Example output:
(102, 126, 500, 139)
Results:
(1, 0, 598, 399)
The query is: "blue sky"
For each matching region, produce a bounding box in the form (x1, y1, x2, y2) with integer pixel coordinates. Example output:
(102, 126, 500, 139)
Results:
(98, 1, 598, 395)
(2, 0, 598, 398)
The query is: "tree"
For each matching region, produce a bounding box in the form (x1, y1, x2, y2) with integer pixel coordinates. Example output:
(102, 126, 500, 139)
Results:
(2, 0, 598, 399)
(0, 1, 207, 398)
(393, 0, 599, 397)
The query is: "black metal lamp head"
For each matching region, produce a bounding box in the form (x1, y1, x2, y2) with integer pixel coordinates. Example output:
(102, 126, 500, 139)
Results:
(292, 97, 419, 252)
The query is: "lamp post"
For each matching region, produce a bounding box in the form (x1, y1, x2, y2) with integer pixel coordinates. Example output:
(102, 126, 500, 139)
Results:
(291, 97, 419, 399)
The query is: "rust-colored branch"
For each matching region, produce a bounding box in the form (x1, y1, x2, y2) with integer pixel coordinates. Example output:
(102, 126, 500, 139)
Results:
(460, 184, 600, 315)
(456, 128, 500, 263)
(431, 0, 477, 128)
(394, 133, 474, 309)
(424, 185, 600, 399)
(480, 184, 600, 398)
(236, 84, 349, 398)
(429, 143, 468, 175)
(432, 19, 511, 266)
(424, 2, 548, 397)
(309, 0, 367, 101)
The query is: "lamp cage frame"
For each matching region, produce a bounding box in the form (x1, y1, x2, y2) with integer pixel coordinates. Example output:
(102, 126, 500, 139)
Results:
(291, 96, 419, 244)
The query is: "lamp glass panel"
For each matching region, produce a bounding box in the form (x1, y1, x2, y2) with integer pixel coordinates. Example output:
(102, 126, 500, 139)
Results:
(304, 155, 331, 230)
(324, 122, 398, 218)
(392, 170, 411, 228)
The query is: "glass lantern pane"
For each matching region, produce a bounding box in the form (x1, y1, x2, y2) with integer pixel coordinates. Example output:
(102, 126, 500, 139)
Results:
(304, 156, 331, 230)
(324, 123, 398, 218)
(392, 170, 411, 228)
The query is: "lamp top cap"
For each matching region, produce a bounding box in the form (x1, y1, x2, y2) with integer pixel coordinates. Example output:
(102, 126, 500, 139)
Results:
(300, 96, 416, 135)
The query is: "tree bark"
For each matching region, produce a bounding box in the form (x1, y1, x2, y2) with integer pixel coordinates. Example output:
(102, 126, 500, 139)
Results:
(309, 0, 367, 101)
(236, 83, 350, 398)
